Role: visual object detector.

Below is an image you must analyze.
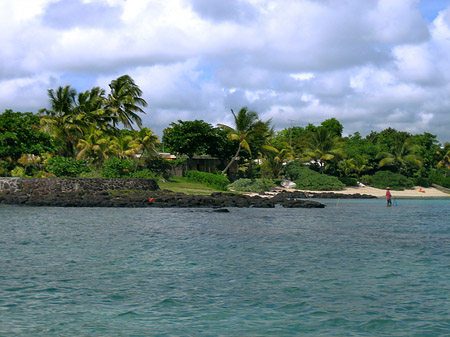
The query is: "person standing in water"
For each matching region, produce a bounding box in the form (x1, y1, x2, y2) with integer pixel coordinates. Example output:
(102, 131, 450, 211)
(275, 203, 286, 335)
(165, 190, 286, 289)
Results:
(386, 187, 392, 207)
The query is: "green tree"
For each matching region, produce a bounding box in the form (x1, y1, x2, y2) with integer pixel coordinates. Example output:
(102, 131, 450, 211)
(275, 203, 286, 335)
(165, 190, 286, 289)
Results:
(437, 143, 450, 172)
(108, 132, 137, 159)
(302, 127, 344, 173)
(377, 138, 423, 174)
(76, 126, 109, 165)
(320, 118, 343, 137)
(131, 127, 159, 161)
(39, 85, 81, 157)
(104, 75, 147, 130)
(218, 107, 272, 175)
(73, 87, 112, 134)
(162, 120, 217, 158)
(0, 110, 59, 163)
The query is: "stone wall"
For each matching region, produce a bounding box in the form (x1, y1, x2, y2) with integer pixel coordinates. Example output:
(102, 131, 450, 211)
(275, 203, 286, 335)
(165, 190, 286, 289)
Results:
(0, 177, 159, 194)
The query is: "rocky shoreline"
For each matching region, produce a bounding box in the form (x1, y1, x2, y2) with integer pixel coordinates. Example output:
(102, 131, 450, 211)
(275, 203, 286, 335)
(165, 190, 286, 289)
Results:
(0, 188, 376, 208)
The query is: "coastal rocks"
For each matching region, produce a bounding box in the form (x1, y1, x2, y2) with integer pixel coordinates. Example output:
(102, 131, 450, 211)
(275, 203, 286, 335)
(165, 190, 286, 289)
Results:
(0, 189, 326, 208)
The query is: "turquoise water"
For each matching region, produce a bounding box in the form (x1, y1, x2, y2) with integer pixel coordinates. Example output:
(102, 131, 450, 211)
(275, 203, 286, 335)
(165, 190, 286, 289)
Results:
(1, 200, 449, 336)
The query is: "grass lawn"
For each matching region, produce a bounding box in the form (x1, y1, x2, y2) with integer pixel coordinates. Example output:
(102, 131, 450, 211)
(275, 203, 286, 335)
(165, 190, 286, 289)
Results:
(158, 176, 225, 195)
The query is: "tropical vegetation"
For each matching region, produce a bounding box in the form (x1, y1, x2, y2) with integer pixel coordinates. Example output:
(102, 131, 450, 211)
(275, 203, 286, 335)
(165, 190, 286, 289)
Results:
(1, 76, 449, 192)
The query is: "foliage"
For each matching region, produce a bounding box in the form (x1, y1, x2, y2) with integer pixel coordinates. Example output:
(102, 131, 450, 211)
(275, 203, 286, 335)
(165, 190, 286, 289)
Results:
(414, 177, 432, 188)
(46, 156, 90, 177)
(228, 178, 275, 192)
(218, 107, 272, 175)
(320, 118, 343, 137)
(130, 169, 157, 179)
(0, 159, 9, 176)
(377, 138, 422, 174)
(142, 156, 175, 178)
(162, 120, 218, 158)
(301, 127, 344, 174)
(10, 166, 28, 177)
(284, 160, 307, 180)
(293, 167, 345, 191)
(0, 110, 60, 161)
(338, 177, 358, 187)
(430, 173, 450, 188)
(105, 74, 147, 130)
(184, 170, 230, 191)
(361, 171, 414, 190)
(102, 158, 135, 178)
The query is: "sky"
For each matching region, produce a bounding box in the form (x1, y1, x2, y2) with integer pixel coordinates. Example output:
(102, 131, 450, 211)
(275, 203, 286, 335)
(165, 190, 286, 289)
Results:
(1, 0, 450, 143)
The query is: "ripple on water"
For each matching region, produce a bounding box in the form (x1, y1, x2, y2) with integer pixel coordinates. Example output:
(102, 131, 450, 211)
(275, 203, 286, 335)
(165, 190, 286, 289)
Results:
(0, 201, 449, 336)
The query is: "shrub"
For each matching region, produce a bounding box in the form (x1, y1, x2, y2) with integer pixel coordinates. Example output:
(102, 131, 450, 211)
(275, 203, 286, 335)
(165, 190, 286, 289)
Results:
(293, 167, 345, 191)
(414, 177, 432, 187)
(364, 171, 414, 190)
(430, 173, 450, 188)
(10, 166, 28, 177)
(284, 160, 307, 180)
(228, 178, 275, 192)
(184, 170, 230, 190)
(46, 156, 90, 177)
(338, 177, 358, 187)
(102, 158, 135, 178)
(0, 160, 9, 176)
(143, 156, 175, 178)
(130, 169, 157, 179)
(360, 175, 372, 186)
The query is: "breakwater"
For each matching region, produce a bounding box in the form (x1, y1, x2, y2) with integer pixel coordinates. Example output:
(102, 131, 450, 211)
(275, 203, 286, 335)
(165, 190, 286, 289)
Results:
(0, 177, 326, 208)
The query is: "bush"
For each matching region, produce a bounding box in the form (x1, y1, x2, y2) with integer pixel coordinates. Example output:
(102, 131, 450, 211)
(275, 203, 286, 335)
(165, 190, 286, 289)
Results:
(0, 160, 9, 176)
(143, 156, 176, 178)
(228, 178, 275, 192)
(414, 177, 432, 187)
(10, 166, 28, 177)
(130, 169, 157, 179)
(360, 175, 372, 186)
(284, 160, 307, 180)
(293, 167, 345, 191)
(338, 177, 358, 187)
(430, 173, 450, 188)
(46, 156, 90, 177)
(102, 158, 135, 178)
(364, 171, 414, 190)
(184, 170, 230, 190)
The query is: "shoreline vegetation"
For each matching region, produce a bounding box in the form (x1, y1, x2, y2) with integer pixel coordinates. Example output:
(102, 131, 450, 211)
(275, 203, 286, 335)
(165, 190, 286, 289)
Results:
(1, 76, 450, 199)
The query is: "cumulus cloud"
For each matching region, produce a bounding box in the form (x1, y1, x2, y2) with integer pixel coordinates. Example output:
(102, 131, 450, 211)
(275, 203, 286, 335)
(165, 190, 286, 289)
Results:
(0, 0, 449, 142)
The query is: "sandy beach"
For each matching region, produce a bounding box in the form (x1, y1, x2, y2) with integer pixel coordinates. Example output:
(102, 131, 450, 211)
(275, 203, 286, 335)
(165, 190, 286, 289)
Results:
(288, 186, 450, 198)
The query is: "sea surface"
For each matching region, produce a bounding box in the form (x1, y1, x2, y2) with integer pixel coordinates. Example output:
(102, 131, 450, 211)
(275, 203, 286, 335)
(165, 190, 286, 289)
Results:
(1, 199, 449, 336)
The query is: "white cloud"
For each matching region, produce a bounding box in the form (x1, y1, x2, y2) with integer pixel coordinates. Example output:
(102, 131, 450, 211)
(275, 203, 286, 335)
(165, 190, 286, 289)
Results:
(0, 0, 450, 143)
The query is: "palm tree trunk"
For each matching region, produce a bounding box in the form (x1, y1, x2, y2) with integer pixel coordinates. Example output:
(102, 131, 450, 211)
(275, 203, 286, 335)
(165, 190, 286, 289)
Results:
(221, 143, 241, 175)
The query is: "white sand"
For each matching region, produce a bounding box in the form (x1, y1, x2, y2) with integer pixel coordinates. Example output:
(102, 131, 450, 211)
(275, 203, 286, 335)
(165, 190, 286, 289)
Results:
(287, 186, 450, 198)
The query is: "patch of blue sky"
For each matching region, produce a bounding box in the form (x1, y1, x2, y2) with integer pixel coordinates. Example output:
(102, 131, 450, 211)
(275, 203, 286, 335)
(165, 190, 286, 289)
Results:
(418, 0, 449, 22)
(60, 73, 98, 92)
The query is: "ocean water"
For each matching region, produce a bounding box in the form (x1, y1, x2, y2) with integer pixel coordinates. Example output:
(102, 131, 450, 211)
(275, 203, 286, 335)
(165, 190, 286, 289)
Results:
(1, 199, 449, 336)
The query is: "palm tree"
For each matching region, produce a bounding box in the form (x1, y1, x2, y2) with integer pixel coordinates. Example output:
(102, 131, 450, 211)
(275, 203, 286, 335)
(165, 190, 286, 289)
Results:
(260, 144, 294, 179)
(39, 85, 76, 118)
(108, 133, 136, 160)
(338, 158, 357, 177)
(377, 138, 422, 174)
(131, 127, 159, 160)
(104, 75, 147, 130)
(437, 147, 450, 174)
(72, 87, 114, 134)
(39, 85, 80, 157)
(218, 107, 272, 175)
(302, 127, 345, 173)
(76, 126, 109, 165)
